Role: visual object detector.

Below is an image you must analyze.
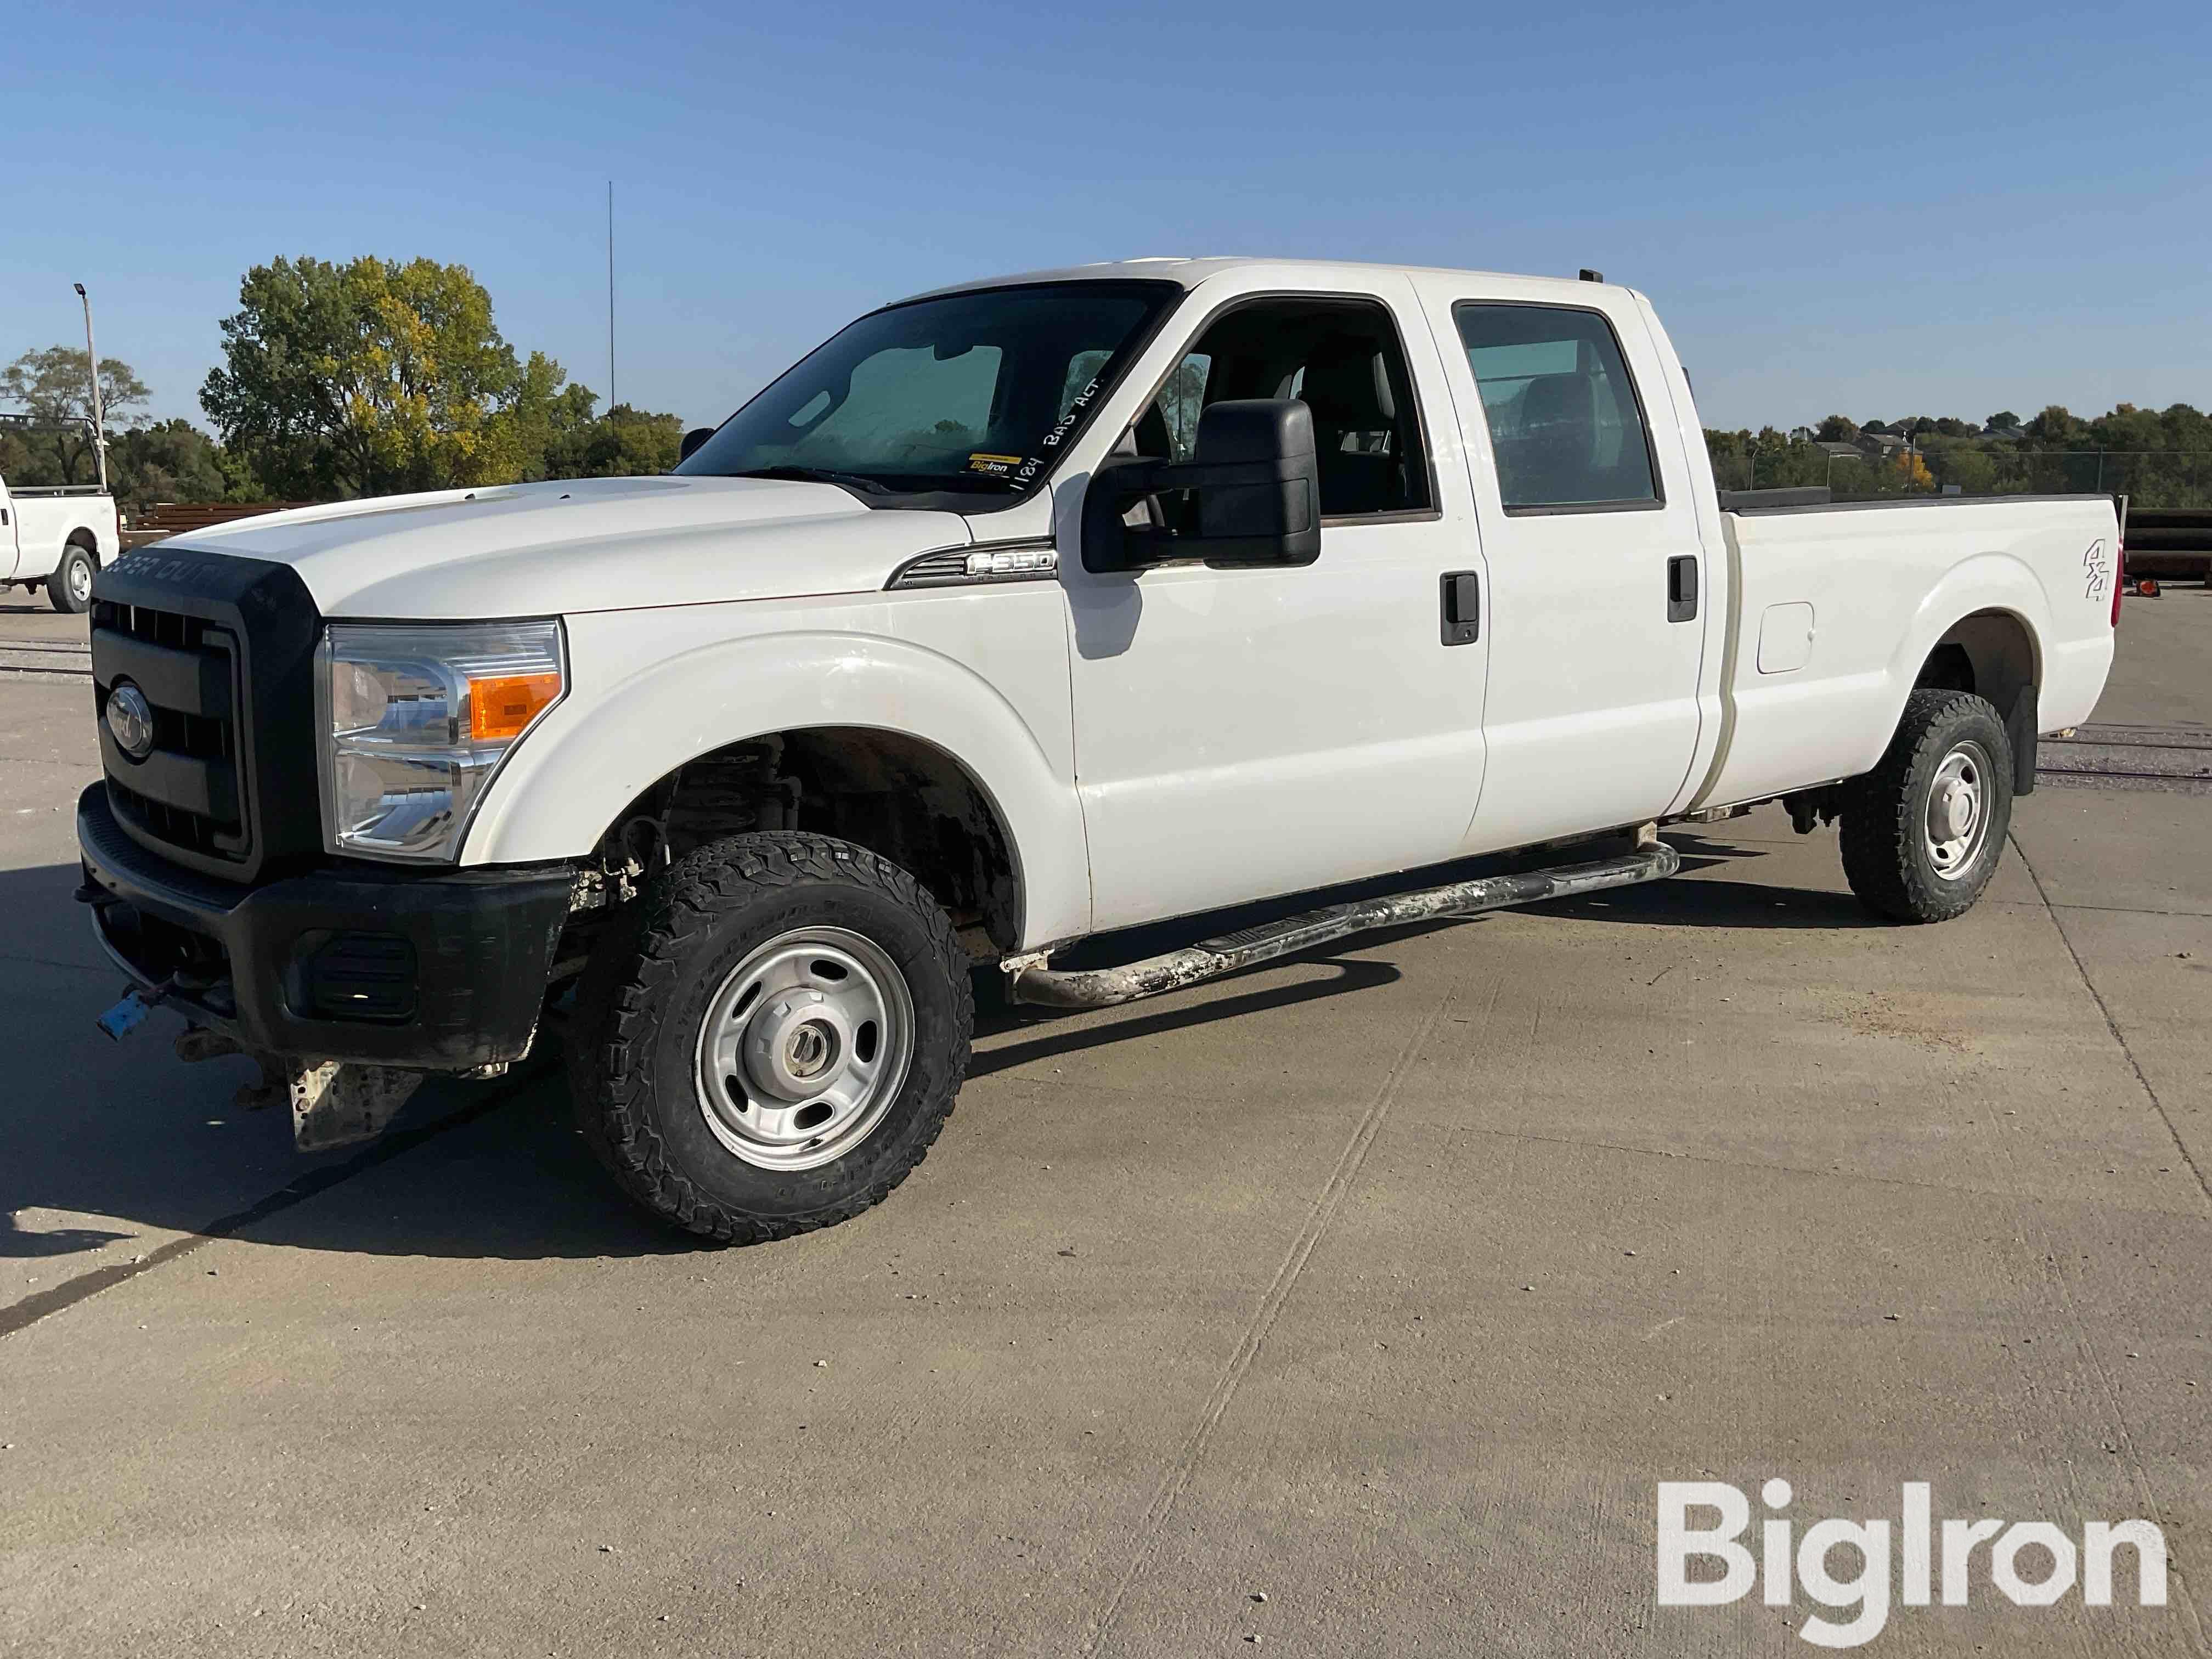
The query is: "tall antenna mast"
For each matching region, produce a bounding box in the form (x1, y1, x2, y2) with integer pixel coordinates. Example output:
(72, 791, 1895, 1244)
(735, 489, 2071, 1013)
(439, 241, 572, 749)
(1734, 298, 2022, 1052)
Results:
(74, 283, 109, 491)
(606, 180, 616, 411)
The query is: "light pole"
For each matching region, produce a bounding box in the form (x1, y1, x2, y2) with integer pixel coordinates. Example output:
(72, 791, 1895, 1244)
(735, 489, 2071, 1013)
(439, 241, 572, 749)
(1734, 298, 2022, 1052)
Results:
(72, 282, 108, 491)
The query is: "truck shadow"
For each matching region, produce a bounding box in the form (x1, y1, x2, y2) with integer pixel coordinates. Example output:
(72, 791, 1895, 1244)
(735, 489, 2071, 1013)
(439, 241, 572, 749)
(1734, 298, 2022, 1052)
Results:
(0, 857, 1415, 1265)
(0, 833, 1860, 1267)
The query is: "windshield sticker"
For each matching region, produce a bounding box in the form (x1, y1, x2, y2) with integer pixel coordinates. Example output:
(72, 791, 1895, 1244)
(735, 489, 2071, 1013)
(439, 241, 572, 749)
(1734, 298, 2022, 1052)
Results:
(967, 453, 1023, 477)
(1040, 376, 1104, 451)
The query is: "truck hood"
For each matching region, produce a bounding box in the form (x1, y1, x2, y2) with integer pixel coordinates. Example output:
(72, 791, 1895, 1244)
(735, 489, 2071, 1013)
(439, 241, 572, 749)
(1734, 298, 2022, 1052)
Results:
(161, 476, 977, 619)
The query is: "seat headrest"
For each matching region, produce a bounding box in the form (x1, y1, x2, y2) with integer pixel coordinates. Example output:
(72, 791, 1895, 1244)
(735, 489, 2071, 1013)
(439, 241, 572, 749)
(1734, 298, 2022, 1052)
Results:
(1519, 373, 1593, 436)
(1299, 338, 1396, 426)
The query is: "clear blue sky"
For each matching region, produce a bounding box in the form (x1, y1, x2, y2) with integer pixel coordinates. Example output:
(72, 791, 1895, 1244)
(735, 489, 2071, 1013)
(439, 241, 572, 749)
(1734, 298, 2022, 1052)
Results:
(5, 1, 2208, 436)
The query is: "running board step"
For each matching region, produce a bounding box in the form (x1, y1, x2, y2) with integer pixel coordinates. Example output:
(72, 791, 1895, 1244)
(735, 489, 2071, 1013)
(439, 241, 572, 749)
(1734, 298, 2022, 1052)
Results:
(1008, 832, 1681, 1009)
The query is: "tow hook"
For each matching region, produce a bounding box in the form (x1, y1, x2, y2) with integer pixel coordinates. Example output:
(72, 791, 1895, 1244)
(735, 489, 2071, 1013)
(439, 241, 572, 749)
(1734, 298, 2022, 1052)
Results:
(175, 1025, 245, 1065)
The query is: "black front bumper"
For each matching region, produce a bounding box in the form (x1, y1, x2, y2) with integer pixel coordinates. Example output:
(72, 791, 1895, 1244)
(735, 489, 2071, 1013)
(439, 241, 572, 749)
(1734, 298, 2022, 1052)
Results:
(77, 783, 575, 1069)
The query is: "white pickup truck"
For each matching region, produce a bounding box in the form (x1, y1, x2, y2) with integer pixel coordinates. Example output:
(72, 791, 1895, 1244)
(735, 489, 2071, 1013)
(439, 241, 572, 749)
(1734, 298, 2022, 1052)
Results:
(1, 462, 117, 613)
(76, 258, 2116, 1240)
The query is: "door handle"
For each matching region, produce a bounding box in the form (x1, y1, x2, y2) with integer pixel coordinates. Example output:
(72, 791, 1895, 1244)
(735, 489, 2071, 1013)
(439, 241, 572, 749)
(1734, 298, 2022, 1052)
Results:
(1440, 571, 1481, 646)
(1667, 555, 1699, 623)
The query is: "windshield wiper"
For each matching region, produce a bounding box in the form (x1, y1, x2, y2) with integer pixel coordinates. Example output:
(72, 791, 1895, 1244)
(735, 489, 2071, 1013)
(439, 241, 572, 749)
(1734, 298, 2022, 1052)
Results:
(726, 465, 891, 496)
(888, 471, 1024, 493)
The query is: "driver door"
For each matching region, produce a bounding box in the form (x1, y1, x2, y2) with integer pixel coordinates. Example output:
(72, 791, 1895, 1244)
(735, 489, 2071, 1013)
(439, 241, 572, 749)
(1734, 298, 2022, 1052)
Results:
(1063, 284, 1490, 932)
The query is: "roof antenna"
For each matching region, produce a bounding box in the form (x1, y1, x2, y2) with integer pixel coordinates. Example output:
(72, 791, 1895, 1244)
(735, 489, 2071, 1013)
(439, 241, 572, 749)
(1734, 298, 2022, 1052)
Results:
(1578, 268, 1604, 283)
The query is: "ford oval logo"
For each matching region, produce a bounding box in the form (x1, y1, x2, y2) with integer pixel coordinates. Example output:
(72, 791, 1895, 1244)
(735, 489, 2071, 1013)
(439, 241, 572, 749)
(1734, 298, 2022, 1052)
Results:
(106, 682, 155, 760)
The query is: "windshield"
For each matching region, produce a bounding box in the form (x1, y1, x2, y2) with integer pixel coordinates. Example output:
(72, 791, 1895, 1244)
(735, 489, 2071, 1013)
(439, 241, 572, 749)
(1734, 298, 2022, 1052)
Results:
(675, 280, 1178, 506)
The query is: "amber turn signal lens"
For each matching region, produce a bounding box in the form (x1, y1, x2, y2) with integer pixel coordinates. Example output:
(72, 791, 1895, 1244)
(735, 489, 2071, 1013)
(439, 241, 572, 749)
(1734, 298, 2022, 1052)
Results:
(468, 672, 562, 741)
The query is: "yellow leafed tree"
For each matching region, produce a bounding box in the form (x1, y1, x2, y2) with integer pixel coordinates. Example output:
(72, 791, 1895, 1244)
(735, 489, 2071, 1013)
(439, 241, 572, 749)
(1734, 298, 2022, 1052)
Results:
(203, 255, 574, 499)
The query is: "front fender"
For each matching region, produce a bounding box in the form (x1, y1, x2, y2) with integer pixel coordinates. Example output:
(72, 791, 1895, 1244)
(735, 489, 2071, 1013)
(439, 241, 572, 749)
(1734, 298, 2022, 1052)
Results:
(462, 597, 1091, 947)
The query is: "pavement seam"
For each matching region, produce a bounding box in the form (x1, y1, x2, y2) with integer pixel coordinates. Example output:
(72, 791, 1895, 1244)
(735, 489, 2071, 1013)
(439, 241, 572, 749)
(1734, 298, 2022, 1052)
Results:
(1454, 1124, 2212, 1222)
(2008, 828, 2212, 1212)
(0, 950, 112, 977)
(2003, 1201, 2211, 1659)
(1080, 994, 1450, 1655)
(1988, 898, 2212, 921)
(0, 1077, 533, 1341)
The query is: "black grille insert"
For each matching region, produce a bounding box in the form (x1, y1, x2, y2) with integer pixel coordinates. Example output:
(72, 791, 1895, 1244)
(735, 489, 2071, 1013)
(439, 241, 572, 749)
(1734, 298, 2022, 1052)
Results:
(88, 546, 323, 883)
(94, 599, 249, 862)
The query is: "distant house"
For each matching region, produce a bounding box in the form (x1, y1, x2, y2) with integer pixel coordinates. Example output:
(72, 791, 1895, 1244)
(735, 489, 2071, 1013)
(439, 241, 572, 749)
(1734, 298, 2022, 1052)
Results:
(1815, 441, 1864, 461)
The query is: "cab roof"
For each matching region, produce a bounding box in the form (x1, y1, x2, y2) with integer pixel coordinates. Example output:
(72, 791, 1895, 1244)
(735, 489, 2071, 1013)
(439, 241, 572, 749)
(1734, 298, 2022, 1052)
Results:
(900, 256, 1630, 306)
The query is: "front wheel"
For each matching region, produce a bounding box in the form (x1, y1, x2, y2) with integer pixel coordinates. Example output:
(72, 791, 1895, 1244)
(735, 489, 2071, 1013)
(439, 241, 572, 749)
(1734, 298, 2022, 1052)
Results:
(1839, 688, 2013, 923)
(49, 544, 95, 614)
(567, 831, 973, 1243)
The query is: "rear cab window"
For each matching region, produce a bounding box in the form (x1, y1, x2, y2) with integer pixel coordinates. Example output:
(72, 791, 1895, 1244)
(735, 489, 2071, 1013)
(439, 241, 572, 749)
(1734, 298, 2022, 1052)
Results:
(1453, 303, 1661, 514)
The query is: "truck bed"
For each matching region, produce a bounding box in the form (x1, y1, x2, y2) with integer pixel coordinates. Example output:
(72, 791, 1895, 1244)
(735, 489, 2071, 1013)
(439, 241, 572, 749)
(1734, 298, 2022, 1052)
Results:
(1694, 493, 2118, 811)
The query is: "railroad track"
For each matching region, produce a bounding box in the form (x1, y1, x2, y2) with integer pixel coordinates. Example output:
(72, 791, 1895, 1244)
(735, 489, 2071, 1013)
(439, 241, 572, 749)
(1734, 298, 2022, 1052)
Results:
(0, 639, 92, 680)
(2036, 723, 2212, 797)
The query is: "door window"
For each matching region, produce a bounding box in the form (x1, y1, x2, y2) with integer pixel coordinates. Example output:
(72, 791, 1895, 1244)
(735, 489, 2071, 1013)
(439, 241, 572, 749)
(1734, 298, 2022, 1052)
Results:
(1453, 304, 1659, 512)
(1124, 298, 1431, 518)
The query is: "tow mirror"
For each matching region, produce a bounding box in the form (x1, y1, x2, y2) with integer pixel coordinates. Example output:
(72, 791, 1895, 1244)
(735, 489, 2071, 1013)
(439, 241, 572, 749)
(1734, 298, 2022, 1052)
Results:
(678, 427, 714, 463)
(1082, 398, 1321, 573)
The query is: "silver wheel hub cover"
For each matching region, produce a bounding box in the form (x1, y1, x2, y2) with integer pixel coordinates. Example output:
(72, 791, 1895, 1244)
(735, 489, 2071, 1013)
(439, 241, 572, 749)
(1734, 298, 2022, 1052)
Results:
(693, 926, 915, 1171)
(1923, 744, 1989, 881)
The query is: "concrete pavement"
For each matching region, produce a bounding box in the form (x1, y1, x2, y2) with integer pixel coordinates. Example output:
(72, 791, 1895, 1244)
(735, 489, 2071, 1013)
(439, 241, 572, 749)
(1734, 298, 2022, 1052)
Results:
(2, 588, 2207, 1656)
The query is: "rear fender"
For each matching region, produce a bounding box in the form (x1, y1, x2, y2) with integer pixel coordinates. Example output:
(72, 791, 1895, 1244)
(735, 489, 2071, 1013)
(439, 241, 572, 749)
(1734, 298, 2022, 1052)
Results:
(1868, 552, 2050, 768)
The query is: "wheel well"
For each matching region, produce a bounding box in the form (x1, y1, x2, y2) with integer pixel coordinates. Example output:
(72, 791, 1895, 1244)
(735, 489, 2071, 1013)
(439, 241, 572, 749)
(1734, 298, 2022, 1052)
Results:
(1915, 611, 2038, 722)
(588, 728, 1023, 955)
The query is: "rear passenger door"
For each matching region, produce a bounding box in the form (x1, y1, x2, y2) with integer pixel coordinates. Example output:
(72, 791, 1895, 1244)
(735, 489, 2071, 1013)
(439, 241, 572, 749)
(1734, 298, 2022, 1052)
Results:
(1412, 281, 1708, 850)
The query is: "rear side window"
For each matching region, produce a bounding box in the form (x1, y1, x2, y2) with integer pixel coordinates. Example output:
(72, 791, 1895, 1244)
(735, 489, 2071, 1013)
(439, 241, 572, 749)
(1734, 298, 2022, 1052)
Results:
(1453, 303, 1659, 512)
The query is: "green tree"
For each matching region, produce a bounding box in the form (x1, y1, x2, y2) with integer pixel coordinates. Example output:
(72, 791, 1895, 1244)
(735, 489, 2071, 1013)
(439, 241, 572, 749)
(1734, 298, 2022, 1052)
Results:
(1814, 415, 1859, 442)
(1704, 425, 1838, 492)
(1984, 411, 2020, 433)
(107, 419, 242, 509)
(541, 399, 684, 479)
(2, 345, 151, 481)
(201, 255, 574, 498)
(2024, 405, 2085, 446)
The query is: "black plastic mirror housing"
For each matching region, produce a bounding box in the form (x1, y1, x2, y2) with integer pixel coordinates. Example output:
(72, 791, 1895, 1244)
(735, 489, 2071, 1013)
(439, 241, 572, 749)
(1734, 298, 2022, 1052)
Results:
(1080, 398, 1321, 573)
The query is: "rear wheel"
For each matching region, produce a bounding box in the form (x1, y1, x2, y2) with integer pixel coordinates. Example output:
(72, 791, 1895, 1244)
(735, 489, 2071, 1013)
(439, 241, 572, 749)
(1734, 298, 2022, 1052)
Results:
(1839, 688, 2013, 923)
(49, 543, 95, 614)
(568, 831, 972, 1242)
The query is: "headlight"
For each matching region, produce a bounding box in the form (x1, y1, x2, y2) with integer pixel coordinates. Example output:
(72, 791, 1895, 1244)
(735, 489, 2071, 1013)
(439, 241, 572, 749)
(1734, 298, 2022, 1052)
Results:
(315, 620, 566, 863)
